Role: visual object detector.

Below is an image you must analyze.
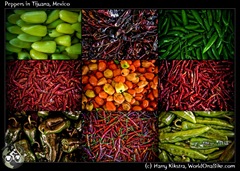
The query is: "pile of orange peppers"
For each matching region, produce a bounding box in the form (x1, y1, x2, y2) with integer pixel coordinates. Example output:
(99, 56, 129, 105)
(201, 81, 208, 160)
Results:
(82, 60, 159, 111)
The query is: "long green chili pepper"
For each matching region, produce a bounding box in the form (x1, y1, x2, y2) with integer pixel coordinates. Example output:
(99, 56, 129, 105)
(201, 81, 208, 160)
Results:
(207, 150, 225, 161)
(158, 126, 171, 133)
(159, 126, 210, 143)
(202, 32, 218, 54)
(170, 111, 196, 123)
(199, 128, 228, 141)
(190, 10, 204, 28)
(197, 148, 219, 155)
(190, 137, 231, 150)
(159, 143, 208, 160)
(194, 111, 234, 118)
(195, 117, 234, 129)
(174, 142, 190, 148)
(161, 112, 175, 126)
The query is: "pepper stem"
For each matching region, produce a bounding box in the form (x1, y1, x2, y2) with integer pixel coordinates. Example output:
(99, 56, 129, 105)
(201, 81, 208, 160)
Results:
(173, 118, 182, 128)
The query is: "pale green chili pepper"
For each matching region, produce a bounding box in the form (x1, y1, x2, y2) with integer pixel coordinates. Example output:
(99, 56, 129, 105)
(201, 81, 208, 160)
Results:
(59, 10, 78, 24)
(20, 11, 47, 24)
(31, 41, 56, 53)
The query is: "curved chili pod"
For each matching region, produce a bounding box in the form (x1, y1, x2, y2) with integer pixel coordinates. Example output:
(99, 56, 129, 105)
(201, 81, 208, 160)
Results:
(159, 126, 210, 143)
(159, 143, 208, 160)
(170, 111, 196, 123)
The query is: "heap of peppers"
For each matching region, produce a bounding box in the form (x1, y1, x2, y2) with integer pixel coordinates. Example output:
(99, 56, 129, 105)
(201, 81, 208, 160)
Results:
(6, 9, 81, 60)
(158, 9, 234, 60)
(82, 60, 159, 112)
(5, 111, 85, 162)
(158, 111, 235, 162)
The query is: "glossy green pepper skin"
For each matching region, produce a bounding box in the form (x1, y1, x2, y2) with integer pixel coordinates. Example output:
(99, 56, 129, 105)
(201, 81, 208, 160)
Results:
(158, 150, 169, 162)
(6, 32, 18, 41)
(47, 19, 64, 29)
(7, 25, 24, 34)
(17, 33, 42, 42)
(48, 29, 64, 37)
(16, 19, 33, 27)
(78, 11, 81, 22)
(6, 42, 22, 53)
(190, 137, 231, 150)
(76, 32, 81, 39)
(159, 126, 210, 143)
(159, 143, 208, 160)
(45, 10, 60, 24)
(21, 25, 47, 37)
(6, 9, 81, 60)
(21, 11, 47, 24)
(51, 54, 71, 60)
(17, 51, 31, 60)
(56, 23, 75, 34)
(62, 111, 81, 120)
(65, 43, 81, 54)
(37, 111, 49, 118)
(55, 46, 66, 53)
(170, 111, 196, 123)
(71, 23, 81, 32)
(7, 13, 20, 24)
(54, 35, 71, 46)
(65, 53, 78, 59)
(31, 41, 56, 53)
(59, 10, 78, 24)
(30, 49, 48, 59)
(9, 38, 32, 49)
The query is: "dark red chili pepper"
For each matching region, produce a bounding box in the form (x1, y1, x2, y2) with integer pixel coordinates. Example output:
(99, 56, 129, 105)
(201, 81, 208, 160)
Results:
(82, 111, 158, 162)
(159, 60, 233, 111)
(82, 9, 158, 60)
(6, 60, 81, 111)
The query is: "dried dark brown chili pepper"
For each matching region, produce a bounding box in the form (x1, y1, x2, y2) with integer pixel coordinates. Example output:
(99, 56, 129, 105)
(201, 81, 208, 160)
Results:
(82, 9, 158, 60)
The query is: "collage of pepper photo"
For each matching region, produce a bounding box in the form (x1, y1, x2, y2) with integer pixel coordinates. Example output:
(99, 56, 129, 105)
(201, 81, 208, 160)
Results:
(4, 9, 235, 165)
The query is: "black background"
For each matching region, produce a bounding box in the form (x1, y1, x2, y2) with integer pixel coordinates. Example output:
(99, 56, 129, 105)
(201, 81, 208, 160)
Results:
(1, 0, 239, 171)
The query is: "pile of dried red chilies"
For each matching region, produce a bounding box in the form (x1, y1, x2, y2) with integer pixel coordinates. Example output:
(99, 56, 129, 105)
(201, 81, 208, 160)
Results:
(82, 9, 158, 60)
(159, 60, 234, 111)
(81, 111, 158, 162)
(6, 60, 81, 111)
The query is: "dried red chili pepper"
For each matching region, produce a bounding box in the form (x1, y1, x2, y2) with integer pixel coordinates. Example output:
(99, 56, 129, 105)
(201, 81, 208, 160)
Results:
(81, 111, 158, 162)
(82, 9, 158, 60)
(159, 60, 234, 111)
(6, 60, 81, 111)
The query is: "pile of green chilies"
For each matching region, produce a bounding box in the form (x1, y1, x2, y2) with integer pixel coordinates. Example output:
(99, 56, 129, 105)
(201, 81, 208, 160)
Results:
(6, 9, 81, 60)
(158, 111, 235, 162)
(158, 9, 234, 60)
